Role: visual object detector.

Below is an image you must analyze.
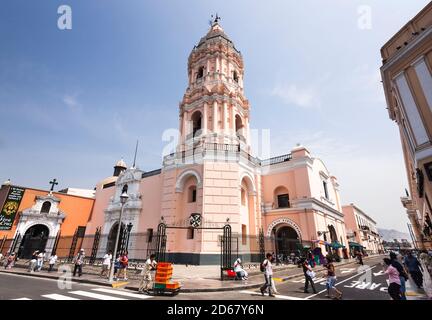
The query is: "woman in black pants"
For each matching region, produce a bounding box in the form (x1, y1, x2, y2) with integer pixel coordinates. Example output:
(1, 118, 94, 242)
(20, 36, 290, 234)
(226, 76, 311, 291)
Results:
(302, 258, 317, 294)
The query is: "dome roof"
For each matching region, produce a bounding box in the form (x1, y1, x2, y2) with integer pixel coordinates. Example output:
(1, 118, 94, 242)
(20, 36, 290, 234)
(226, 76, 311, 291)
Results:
(115, 158, 127, 168)
(195, 20, 240, 54)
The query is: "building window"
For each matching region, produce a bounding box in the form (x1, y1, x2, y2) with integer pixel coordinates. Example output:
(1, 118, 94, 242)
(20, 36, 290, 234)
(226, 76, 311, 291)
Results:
(242, 224, 247, 245)
(147, 228, 153, 243)
(233, 70, 239, 83)
(323, 181, 329, 199)
(41, 201, 51, 214)
(191, 111, 202, 137)
(187, 227, 194, 240)
(277, 194, 290, 208)
(196, 67, 204, 80)
(395, 73, 429, 146)
(188, 186, 197, 203)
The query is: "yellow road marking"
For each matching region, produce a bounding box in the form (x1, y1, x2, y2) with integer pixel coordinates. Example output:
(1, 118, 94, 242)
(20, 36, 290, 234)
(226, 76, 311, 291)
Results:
(111, 281, 129, 288)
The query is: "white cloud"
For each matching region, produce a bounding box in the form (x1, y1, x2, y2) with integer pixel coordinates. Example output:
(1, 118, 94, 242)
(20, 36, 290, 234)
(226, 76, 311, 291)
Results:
(271, 83, 321, 108)
(63, 94, 81, 111)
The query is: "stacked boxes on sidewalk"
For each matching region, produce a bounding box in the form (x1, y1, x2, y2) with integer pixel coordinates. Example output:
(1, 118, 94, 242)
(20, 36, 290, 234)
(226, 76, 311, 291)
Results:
(153, 262, 181, 293)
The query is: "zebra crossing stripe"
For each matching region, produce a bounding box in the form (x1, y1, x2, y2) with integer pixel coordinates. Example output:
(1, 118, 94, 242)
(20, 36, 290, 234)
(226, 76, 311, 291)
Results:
(92, 288, 152, 299)
(68, 290, 126, 300)
(12, 298, 31, 300)
(42, 294, 80, 300)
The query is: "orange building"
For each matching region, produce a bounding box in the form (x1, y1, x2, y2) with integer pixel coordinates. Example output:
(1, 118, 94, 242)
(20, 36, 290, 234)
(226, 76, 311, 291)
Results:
(0, 182, 94, 258)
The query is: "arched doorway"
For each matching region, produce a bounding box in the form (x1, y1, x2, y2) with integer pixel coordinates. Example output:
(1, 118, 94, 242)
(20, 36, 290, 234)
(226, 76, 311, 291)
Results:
(106, 223, 125, 255)
(18, 224, 50, 259)
(328, 225, 338, 242)
(274, 226, 300, 258)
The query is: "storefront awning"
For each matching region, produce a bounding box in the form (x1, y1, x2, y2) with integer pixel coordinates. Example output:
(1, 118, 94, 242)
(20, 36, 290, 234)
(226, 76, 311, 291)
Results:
(349, 242, 365, 248)
(330, 241, 344, 249)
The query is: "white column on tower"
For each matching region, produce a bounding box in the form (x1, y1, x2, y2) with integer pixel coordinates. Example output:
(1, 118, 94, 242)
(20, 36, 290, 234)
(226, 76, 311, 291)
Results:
(213, 100, 218, 132)
(182, 112, 187, 142)
(223, 101, 228, 135)
(203, 102, 208, 135)
(245, 117, 250, 144)
(230, 104, 236, 135)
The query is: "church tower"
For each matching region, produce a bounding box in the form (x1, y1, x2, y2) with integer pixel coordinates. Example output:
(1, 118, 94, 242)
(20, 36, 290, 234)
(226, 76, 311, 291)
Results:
(178, 15, 251, 152)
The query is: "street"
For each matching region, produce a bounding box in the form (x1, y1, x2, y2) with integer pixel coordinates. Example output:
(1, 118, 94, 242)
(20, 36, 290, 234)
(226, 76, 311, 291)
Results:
(0, 255, 427, 300)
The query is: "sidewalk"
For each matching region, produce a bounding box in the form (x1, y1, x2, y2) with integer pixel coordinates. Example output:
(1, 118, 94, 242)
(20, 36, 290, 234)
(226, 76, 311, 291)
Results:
(0, 256, 378, 293)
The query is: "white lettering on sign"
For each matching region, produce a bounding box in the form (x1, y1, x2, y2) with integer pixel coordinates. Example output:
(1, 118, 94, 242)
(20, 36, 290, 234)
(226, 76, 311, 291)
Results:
(369, 283, 381, 290)
(344, 281, 361, 288)
(340, 268, 356, 274)
(355, 282, 371, 289)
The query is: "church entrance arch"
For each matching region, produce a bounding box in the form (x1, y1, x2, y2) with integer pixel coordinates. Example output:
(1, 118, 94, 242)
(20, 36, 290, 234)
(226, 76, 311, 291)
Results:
(274, 225, 301, 259)
(106, 222, 125, 255)
(18, 224, 50, 259)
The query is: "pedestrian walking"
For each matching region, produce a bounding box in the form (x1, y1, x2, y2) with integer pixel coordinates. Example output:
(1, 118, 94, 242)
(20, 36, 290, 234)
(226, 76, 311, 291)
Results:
(73, 249, 85, 277)
(48, 253, 58, 272)
(233, 258, 248, 280)
(5, 253, 16, 269)
(325, 257, 342, 299)
(36, 250, 45, 271)
(383, 258, 402, 300)
(357, 251, 364, 265)
(29, 250, 38, 272)
(139, 254, 157, 294)
(404, 251, 424, 289)
(389, 252, 408, 300)
(260, 253, 275, 297)
(113, 254, 121, 281)
(118, 251, 129, 281)
(302, 258, 317, 294)
(100, 251, 112, 278)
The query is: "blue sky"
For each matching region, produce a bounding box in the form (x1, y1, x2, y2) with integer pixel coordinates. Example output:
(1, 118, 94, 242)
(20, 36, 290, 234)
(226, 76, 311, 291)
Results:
(0, 0, 429, 232)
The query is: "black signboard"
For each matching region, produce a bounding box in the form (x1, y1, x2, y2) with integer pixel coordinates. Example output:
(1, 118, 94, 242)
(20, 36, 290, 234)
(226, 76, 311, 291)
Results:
(0, 187, 25, 230)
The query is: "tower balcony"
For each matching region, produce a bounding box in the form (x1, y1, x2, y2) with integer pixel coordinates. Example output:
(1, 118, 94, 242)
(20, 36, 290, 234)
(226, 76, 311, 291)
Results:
(162, 142, 292, 168)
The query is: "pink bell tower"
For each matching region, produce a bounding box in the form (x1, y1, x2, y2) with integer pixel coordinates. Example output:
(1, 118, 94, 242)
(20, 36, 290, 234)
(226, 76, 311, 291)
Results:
(178, 15, 251, 152)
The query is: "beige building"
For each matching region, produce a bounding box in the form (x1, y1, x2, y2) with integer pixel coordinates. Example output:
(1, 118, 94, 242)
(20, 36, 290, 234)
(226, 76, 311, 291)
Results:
(342, 204, 383, 255)
(381, 2, 432, 250)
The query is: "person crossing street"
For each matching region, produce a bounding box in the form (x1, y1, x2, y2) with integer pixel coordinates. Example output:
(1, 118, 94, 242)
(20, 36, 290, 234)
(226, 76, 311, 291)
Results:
(139, 254, 157, 295)
(260, 253, 275, 297)
(73, 249, 85, 277)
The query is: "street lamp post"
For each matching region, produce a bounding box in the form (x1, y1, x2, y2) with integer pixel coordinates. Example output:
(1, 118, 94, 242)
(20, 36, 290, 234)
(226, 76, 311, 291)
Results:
(108, 190, 129, 283)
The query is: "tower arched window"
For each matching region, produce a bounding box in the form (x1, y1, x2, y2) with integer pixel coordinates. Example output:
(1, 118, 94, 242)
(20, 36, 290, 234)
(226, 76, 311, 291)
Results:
(274, 186, 290, 208)
(188, 186, 197, 203)
(41, 201, 51, 214)
(233, 70, 239, 83)
(196, 67, 204, 80)
(235, 115, 244, 141)
(191, 111, 202, 137)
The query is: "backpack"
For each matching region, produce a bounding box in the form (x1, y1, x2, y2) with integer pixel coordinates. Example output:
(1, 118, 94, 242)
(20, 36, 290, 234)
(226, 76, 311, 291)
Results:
(260, 260, 267, 272)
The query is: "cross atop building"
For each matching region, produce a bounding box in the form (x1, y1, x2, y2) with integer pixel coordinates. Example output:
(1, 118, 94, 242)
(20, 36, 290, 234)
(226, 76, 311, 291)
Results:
(49, 178, 58, 192)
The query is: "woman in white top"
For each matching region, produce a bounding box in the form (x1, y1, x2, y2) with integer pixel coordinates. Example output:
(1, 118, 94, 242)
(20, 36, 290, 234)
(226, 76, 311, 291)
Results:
(100, 251, 112, 278)
(48, 254, 58, 272)
(233, 258, 248, 280)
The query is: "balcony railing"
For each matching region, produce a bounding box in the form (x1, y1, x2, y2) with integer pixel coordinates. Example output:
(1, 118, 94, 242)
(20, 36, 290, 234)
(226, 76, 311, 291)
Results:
(163, 142, 292, 168)
(261, 154, 292, 166)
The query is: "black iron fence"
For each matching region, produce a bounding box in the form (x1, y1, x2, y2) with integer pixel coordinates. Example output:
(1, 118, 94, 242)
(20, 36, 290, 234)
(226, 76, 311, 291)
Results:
(0, 230, 315, 266)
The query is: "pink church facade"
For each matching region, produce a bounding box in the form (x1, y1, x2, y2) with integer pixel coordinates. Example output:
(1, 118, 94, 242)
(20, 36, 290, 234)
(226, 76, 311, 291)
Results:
(85, 19, 348, 264)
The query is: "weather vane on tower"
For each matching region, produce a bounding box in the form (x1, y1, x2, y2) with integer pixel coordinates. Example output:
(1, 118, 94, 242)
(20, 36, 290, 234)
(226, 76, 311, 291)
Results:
(210, 13, 221, 26)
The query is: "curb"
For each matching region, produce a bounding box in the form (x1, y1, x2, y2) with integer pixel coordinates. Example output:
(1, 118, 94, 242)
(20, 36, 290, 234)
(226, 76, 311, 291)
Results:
(0, 256, 380, 293)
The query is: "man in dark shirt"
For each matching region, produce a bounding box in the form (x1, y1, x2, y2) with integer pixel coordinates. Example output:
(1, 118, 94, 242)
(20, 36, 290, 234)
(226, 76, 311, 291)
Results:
(404, 251, 424, 289)
(389, 252, 408, 300)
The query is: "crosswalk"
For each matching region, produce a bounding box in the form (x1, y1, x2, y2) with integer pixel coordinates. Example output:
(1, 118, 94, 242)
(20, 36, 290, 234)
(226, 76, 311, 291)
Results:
(12, 287, 153, 300)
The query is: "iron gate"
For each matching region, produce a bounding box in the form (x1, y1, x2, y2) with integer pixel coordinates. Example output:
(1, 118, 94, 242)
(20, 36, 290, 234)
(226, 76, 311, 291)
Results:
(151, 221, 232, 280)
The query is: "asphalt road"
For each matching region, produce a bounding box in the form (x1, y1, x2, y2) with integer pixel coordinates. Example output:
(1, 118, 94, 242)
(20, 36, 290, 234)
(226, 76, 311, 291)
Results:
(0, 255, 423, 300)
